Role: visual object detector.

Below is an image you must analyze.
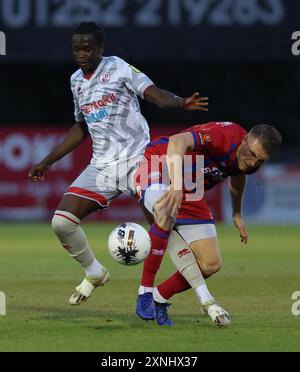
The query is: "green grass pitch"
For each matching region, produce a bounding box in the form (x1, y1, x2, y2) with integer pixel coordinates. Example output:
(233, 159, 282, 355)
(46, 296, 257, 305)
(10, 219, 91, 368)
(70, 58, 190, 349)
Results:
(0, 222, 299, 352)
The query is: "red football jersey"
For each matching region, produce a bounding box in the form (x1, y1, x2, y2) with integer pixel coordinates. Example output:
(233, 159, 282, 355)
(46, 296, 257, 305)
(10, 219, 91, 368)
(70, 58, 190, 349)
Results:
(137, 122, 248, 224)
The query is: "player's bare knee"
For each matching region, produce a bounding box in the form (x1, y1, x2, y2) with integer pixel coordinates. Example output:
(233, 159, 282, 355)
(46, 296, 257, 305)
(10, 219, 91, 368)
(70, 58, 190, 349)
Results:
(200, 258, 222, 276)
(213, 258, 223, 273)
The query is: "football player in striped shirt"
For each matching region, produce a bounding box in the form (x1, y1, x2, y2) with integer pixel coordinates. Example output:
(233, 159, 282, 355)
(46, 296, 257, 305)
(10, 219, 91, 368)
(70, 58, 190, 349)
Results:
(28, 22, 209, 305)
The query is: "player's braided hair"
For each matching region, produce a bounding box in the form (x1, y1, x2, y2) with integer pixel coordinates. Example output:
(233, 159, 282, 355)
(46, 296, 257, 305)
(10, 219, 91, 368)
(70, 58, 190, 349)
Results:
(250, 124, 282, 156)
(73, 22, 105, 46)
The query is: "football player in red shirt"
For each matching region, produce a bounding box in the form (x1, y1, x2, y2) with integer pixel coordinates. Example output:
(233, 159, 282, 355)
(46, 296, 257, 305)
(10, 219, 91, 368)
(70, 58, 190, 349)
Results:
(135, 122, 282, 326)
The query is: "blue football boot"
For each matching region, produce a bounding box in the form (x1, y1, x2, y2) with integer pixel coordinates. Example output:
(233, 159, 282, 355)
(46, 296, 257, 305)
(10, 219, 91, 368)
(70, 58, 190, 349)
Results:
(136, 293, 156, 320)
(154, 302, 174, 326)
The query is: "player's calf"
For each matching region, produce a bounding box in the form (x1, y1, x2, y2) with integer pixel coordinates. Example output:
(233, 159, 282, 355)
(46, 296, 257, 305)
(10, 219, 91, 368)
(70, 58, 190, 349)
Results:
(52, 211, 95, 269)
(137, 222, 171, 319)
(137, 184, 178, 320)
(137, 195, 176, 319)
(52, 211, 109, 304)
(189, 238, 223, 279)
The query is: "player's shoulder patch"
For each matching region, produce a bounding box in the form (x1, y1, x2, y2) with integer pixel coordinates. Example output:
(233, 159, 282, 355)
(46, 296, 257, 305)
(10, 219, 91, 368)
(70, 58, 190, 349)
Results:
(111, 56, 135, 72)
(128, 64, 141, 74)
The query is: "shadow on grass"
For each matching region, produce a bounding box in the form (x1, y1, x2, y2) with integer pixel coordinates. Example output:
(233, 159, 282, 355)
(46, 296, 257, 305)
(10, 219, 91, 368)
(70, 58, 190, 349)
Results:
(15, 304, 215, 330)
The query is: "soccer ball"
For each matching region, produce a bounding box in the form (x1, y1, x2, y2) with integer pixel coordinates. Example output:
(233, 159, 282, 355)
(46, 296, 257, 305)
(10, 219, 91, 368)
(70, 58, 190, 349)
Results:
(108, 223, 151, 266)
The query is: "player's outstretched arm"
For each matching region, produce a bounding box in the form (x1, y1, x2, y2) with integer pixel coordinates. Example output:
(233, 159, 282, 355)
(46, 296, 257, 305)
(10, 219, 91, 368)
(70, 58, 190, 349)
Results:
(144, 85, 208, 111)
(28, 121, 89, 182)
(230, 174, 248, 244)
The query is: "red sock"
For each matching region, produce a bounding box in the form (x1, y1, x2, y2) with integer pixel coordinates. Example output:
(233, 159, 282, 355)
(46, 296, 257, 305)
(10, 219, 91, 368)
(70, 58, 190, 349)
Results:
(141, 223, 171, 287)
(157, 271, 191, 300)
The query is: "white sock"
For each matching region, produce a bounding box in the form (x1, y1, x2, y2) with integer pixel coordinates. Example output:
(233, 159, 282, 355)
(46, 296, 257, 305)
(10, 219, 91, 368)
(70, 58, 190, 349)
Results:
(153, 287, 168, 304)
(195, 284, 214, 305)
(138, 285, 154, 295)
(85, 259, 104, 278)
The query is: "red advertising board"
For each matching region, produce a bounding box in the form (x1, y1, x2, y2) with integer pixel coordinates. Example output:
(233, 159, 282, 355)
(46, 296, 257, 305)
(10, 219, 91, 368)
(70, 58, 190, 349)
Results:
(0, 126, 91, 220)
(0, 126, 222, 222)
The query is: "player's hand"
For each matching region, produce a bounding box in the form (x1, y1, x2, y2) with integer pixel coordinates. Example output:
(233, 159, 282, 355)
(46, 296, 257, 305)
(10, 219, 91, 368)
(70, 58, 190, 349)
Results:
(28, 161, 49, 182)
(183, 93, 209, 111)
(233, 213, 248, 244)
(157, 188, 183, 219)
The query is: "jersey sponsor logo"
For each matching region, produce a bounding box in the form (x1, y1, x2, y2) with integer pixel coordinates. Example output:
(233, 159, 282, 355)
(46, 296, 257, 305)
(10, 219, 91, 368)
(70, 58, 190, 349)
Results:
(85, 108, 109, 124)
(216, 121, 234, 127)
(99, 71, 111, 84)
(177, 248, 191, 258)
(81, 93, 117, 115)
(202, 166, 226, 181)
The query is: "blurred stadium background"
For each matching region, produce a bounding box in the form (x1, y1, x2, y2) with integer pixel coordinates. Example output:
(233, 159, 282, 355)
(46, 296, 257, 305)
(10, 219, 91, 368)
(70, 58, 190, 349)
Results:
(0, 0, 299, 225)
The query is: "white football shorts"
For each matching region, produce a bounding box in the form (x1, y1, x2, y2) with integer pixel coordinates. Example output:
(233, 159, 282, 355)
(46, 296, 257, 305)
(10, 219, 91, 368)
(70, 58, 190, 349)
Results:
(175, 224, 217, 245)
(65, 155, 143, 208)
